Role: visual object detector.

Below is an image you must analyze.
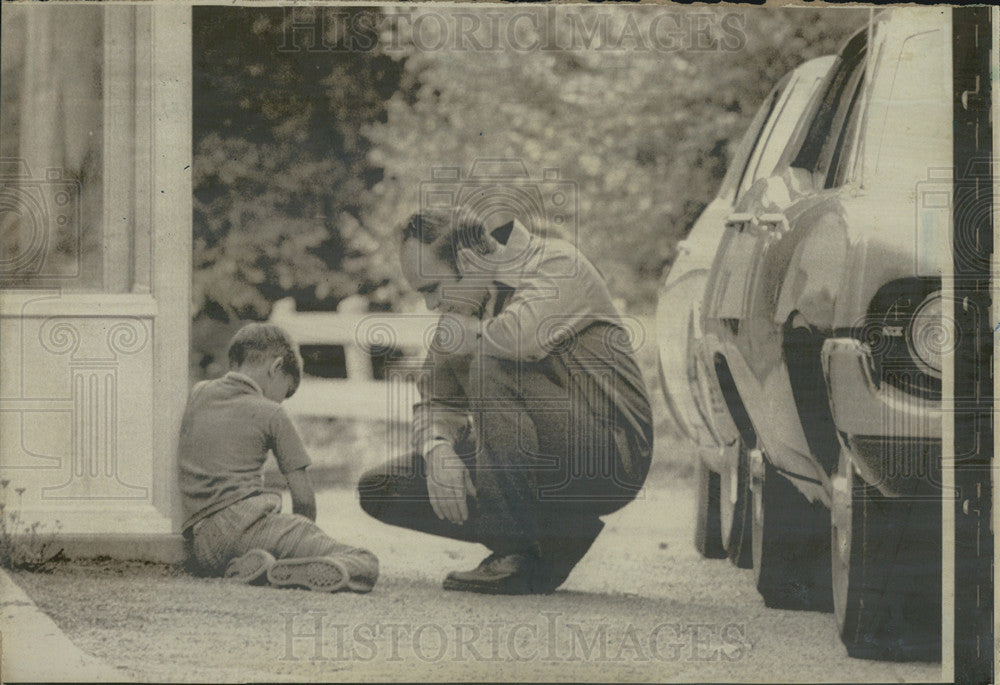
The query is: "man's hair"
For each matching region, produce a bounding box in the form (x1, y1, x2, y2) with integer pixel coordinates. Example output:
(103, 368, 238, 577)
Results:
(227, 322, 302, 397)
(399, 209, 495, 274)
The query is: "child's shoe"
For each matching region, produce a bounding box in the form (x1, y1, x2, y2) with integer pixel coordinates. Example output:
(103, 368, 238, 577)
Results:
(223, 549, 275, 585)
(335, 553, 379, 593)
(267, 556, 350, 593)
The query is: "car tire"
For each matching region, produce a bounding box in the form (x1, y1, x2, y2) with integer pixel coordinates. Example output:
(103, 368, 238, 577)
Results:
(694, 459, 727, 559)
(831, 450, 941, 661)
(719, 435, 753, 568)
(751, 447, 833, 611)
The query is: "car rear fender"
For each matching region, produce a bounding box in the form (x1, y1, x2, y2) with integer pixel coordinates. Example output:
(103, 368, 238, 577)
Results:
(714, 350, 831, 507)
(774, 205, 850, 333)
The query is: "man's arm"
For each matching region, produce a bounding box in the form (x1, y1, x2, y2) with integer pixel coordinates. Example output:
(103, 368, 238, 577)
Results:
(412, 334, 472, 456)
(413, 335, 476, 524)
(285, 467, 317, 521)
(479, 250, 619, 361)
(413, 400, 471, 456)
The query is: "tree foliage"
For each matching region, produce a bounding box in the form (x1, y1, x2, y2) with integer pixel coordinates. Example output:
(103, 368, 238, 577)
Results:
(192, 7, 410, 321)
(363, 6, 868, 312)
(193, 7, 868, 321)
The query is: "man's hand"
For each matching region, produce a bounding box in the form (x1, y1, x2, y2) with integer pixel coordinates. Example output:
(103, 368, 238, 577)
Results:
(425, 442, 476, 525)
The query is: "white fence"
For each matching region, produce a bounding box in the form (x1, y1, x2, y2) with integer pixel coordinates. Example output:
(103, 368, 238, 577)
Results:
(268, 297, 433, 424)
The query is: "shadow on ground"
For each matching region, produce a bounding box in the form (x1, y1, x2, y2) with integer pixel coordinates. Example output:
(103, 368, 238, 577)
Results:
(11, 469, 942, 682)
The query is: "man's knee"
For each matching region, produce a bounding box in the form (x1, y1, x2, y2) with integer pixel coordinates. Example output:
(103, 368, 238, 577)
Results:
(356, 453, 420, 520)
(470, 353, 520, 397)
(473, 353, 569, 405)
(356, 466, 386, 519)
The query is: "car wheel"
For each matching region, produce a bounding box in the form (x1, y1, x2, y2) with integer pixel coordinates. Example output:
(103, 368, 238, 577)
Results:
(693, 459, 726, 559)
(750, 446, 832, 611)
(719, 435, 753, 568)
(831, 450, 941, 661)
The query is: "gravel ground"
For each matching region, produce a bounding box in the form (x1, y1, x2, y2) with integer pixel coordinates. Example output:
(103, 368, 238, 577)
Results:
(11, 479, 943, 682)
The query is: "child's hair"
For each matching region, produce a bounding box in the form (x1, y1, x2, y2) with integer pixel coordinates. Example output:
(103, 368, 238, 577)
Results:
(226, 323, 302, 397)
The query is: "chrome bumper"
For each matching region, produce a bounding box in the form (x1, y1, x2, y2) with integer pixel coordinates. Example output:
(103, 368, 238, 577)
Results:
(821, 338, 942, 497)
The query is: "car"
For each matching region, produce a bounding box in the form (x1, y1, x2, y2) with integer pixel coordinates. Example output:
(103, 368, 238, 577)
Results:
(701, 8, 949, 660)
(655, 55, 836, 567)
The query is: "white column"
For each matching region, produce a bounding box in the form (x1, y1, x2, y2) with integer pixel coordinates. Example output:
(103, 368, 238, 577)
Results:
(0, 5, 192, 561)
(150, 3, 192, 535)
(102, 6, 137, 294)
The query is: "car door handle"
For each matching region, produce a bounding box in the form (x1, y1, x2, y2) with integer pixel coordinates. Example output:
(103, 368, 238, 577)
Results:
(725, 213, 754, 232)
(757, 213, 789, 235)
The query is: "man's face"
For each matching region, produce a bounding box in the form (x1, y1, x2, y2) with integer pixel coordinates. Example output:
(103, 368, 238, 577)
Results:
(400, 239, 489, 316)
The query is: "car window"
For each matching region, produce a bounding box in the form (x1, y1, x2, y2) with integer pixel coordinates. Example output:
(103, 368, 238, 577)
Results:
(824, 69, 867, 188)
(718, 84, 783, 202)
(790, 30, 867, 184)
(735, 83, 789, 199)
(813, 53, 866, 188)
(739, 69, 828, 198)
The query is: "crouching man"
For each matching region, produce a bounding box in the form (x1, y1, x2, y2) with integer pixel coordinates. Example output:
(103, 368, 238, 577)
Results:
(358, 210, 653, 594)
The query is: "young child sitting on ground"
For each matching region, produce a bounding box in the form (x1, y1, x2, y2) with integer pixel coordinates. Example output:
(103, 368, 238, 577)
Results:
(178, 322, 378, 593)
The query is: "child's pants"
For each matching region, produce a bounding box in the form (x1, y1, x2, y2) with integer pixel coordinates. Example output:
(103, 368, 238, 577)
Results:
(190, 492, 378, 589)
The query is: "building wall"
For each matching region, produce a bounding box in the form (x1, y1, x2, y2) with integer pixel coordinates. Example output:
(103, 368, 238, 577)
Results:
(0, 5, 191, 561)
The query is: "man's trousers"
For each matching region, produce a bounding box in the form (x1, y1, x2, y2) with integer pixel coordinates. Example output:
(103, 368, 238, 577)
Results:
(358, 349, 651, 586)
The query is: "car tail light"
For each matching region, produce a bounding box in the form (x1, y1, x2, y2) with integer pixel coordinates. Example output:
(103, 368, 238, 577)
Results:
(906, 292, 953, 379)
(852, 278, 943, 400)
